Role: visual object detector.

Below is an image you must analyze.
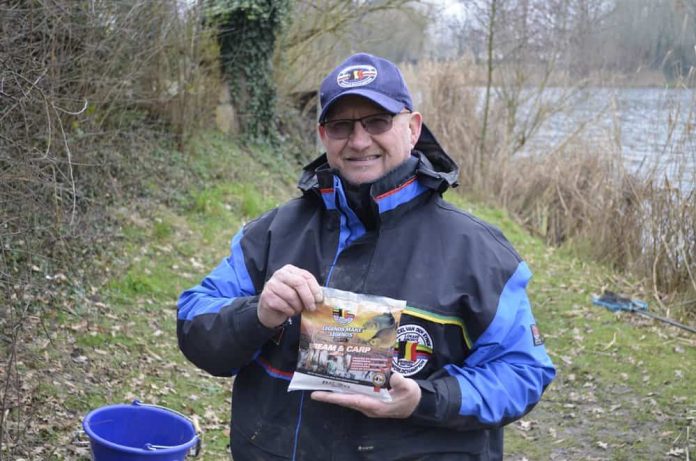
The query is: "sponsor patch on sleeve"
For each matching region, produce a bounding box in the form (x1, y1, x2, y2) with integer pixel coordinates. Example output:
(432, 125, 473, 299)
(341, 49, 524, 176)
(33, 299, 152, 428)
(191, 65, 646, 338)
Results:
(531, 324, 545, 346)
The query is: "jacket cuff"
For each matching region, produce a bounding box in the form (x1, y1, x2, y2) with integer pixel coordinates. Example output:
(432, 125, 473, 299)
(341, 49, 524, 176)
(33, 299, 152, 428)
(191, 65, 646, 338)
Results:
(231, 296, 278, 350)
(410, 379, 439, 423)
(409, 377, 461, 425)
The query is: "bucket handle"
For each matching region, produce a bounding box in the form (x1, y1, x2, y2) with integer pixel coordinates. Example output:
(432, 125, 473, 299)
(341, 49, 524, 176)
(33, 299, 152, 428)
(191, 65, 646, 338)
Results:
(145, 441, 201, 456)
(131, 400, 202, 458)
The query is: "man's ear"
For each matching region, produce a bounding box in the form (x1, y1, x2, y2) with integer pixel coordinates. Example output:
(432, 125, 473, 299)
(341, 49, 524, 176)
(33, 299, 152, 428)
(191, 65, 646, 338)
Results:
(317, 123, 329, 147)
(408, 112, 423, 147)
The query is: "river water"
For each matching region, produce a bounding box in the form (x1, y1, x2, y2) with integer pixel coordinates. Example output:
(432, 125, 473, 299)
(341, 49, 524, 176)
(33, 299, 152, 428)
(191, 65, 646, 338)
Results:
(518, 87, 695, 191)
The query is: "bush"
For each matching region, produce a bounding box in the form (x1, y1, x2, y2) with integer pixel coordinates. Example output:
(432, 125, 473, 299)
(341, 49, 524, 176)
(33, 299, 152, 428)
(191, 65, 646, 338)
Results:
(407, 59, 696, 319)
(0, 1, 219, 455)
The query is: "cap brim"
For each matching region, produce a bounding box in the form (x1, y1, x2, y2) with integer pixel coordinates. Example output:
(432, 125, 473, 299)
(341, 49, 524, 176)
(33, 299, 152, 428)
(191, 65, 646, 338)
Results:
(319, 89, 406, 122)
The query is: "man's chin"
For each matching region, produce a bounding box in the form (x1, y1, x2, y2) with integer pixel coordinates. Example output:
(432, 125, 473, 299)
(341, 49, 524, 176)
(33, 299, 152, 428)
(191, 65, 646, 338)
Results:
(341, 170, 381, 186)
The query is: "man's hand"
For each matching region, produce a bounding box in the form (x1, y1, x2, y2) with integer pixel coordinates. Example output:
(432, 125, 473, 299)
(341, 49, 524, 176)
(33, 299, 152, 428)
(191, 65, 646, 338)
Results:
(310, 372, 421, 419)
(258, 264, 323, 328)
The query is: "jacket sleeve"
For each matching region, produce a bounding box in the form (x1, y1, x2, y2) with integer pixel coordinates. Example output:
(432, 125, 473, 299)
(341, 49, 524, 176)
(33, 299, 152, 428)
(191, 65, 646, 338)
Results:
(409, 261, 556, 430)
(177, 227, 277, 377)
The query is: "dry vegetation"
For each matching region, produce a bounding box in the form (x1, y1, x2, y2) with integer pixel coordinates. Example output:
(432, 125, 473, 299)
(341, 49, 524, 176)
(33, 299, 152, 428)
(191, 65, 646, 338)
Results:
(0, 1, 219, 457)
(0, 0, 219, 299)
(406, 58, 696, 320)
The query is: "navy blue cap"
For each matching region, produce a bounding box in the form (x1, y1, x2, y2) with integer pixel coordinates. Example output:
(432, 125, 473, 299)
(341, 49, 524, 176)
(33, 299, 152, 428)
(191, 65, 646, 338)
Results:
(318, 53, 414, 122)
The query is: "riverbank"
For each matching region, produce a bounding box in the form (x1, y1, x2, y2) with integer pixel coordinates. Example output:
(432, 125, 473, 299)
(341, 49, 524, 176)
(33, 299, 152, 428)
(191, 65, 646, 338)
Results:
(403, 59, 696, 321)
(4, 133, 693, 460)
(405, 60, 694, 90)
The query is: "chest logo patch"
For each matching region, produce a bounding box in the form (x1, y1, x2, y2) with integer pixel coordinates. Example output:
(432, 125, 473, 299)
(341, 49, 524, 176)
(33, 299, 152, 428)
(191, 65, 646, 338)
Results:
(392, 324, 433, 376)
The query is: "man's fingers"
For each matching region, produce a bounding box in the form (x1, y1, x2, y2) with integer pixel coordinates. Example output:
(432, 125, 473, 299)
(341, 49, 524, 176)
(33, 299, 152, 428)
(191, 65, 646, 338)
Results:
(258, 265, 323, 329)
(310, 391, 382, 417)
(299, 270, 324, 303)
(281, 265, 323, 303)
(295, 282, 318, 312)
(261, 287, 298, 317)
(389, 371, 406, 389)
(265, 278, 304, 315)
(310, 374, 420, 419)
(275, 266, 322, 311)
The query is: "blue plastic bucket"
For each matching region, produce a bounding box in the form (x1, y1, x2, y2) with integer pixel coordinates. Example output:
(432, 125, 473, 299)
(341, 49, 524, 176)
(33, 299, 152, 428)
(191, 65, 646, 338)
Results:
(82, 400, 200, 460)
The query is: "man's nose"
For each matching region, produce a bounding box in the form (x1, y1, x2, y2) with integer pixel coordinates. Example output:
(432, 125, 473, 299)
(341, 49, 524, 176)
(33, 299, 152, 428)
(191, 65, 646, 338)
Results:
(347, 120, 372, 150)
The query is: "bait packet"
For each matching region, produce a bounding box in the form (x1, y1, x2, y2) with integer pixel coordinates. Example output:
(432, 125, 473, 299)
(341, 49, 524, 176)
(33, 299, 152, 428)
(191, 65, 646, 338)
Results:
(288, 287, 405, 402)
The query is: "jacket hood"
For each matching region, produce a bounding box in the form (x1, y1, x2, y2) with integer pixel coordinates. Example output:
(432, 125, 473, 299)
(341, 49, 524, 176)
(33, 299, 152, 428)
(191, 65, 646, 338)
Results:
(298, 123, 460, 194)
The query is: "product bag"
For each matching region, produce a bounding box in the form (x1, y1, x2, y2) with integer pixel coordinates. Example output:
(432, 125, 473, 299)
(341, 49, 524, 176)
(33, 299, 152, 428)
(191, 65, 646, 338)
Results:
(288, 287, 406, 402)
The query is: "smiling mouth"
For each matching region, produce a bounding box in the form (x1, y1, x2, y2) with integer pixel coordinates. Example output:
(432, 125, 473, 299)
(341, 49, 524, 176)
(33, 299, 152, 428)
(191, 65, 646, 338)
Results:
(346, 155, 381, 162)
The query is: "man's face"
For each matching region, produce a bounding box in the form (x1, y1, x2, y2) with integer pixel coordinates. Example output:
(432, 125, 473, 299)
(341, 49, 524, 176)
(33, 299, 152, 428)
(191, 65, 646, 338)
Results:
(318, 96, 422, 185)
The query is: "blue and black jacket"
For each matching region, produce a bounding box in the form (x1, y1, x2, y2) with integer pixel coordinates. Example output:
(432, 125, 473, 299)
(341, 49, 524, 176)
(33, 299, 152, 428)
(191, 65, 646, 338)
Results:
(177, 126, 556, 460)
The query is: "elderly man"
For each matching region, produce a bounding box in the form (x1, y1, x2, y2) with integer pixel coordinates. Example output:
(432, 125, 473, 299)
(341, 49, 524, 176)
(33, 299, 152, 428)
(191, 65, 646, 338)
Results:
(177, 53, 555, 460)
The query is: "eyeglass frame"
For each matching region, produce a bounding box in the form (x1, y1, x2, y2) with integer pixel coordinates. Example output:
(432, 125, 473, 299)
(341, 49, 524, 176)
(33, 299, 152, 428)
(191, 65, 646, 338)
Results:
(319, 111, 411, 140)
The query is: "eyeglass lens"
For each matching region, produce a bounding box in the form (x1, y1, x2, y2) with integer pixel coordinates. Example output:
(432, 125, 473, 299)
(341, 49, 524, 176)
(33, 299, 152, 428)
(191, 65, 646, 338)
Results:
(323, 114, 394, 139)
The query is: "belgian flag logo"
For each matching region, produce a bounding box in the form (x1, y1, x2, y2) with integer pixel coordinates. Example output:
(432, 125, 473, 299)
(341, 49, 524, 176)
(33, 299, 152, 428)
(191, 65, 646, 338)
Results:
(332, 307, 355, 325)
(395, 340, 432, 362)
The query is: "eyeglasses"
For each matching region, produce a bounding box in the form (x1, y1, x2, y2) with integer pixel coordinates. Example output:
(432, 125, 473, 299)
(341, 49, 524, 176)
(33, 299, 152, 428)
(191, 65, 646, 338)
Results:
(321, 112, 407, 140)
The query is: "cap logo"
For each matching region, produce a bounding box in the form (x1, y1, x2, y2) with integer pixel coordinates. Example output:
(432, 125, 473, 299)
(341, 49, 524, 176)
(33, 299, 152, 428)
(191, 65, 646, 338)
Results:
(337, 65, 377, 88)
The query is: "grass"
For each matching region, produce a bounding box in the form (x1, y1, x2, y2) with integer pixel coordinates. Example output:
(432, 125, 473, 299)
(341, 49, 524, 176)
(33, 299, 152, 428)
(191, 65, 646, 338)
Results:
(80, 134, 293, 459)
(447, 194, 695, 460)
(6, 133, 694, 460)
